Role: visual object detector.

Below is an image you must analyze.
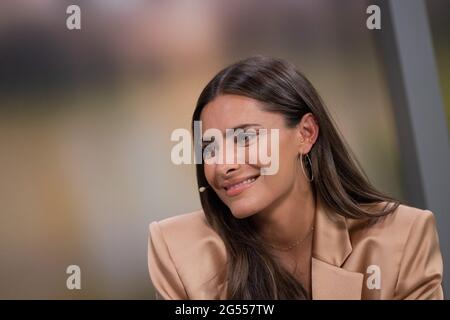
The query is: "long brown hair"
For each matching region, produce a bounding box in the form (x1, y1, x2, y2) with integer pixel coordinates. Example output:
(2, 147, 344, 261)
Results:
(191, 55, 399, 299)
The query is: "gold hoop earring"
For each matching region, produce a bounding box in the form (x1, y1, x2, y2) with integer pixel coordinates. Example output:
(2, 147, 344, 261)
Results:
(300, 153, 314, 182)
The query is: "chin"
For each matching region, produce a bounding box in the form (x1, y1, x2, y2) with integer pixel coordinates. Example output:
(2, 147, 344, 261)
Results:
(227, 198, 262, 219)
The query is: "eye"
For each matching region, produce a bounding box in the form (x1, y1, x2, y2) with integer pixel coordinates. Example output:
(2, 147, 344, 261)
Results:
(202, 141, 218, 159)
(235, 130, 258, 146)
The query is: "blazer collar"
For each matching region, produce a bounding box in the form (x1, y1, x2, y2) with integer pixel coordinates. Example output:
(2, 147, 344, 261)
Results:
(311, 198, 364, 300)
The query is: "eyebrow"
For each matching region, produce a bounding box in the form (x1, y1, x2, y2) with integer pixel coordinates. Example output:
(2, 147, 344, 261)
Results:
(230, 123, 262, 130)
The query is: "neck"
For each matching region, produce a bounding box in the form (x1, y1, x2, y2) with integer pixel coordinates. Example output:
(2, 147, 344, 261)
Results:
(252, 178, 316, 248)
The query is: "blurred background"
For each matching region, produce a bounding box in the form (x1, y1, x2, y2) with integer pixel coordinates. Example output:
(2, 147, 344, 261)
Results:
(0, 0, 448, 299)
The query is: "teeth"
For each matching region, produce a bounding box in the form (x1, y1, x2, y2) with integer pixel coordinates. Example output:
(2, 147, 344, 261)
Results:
(228, 177, 257, 190)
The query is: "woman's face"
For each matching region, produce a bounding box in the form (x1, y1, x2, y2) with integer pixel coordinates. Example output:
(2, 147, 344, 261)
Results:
(200, 94, 315, 219)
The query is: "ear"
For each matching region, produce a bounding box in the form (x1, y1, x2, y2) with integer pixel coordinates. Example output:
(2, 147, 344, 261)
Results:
(296, 113, 319, 154)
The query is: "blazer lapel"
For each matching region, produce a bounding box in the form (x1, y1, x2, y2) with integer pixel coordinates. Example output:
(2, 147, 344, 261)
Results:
(312, 258, 364, 300)
(311, 199, 364, 300)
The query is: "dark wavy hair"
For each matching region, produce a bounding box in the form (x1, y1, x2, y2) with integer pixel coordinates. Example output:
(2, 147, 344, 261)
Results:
(191, 55, 400, 299)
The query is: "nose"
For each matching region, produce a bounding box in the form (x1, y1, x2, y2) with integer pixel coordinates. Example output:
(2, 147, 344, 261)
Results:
(213, 137, 243, 177)
(216, 162, 240, 178)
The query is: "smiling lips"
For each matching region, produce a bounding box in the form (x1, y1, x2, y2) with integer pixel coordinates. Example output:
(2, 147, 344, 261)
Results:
(223, 175, 260, 197)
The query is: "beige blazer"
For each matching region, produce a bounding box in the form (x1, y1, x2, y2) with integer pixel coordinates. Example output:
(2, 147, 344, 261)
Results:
(147, 200, 444, 300)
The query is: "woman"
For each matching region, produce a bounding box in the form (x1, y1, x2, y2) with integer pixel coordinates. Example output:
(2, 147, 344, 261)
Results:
(147, 56, 444, 300)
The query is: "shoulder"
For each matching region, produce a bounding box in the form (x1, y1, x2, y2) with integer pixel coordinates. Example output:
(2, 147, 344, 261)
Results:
(366, 203, 440, 259)
(348, 202, 440, 256)
(381, 203, 443, 299)
(149, 210, 224, 253)
(349, 202, 437, 239)
(388, 203, 436, 226)
(150, 209, 208, 239)
(148, 210, 227, 299)
(347, 202, 443, 299)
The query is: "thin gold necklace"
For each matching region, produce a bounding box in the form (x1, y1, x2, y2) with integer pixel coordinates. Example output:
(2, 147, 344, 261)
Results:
(264, 226, 314, 252)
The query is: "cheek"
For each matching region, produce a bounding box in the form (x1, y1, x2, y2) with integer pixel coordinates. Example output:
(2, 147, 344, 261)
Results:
(255, 145, 298, 198)
(259, 168, 292, 196)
